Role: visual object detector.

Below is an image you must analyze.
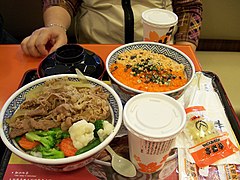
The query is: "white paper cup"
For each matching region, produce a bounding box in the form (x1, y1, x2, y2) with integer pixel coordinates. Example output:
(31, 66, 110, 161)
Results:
(123, 93, 186, 174)
(142, 8, 178, 44)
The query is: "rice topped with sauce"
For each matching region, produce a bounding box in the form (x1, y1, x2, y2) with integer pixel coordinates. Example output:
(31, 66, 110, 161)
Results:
(110, 49, 187, 92)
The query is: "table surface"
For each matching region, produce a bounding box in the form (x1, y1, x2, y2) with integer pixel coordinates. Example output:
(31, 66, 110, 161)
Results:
(0, 44, 201, 109)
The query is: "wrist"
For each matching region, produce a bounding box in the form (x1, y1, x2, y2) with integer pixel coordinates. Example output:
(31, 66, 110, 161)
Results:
(46, 23, 67, 32)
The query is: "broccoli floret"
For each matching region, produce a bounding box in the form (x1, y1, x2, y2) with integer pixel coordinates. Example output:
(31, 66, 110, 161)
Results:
(61, 131, 70, 139)
(41, 148, 65, 159)
(49, 127, 70, 139)
(29, 141, 65, 159)
(25, 128, 69, 159)
(35, 128, 69, 140)
(25, 128, 70, 149)
(25, 131, 55, 149)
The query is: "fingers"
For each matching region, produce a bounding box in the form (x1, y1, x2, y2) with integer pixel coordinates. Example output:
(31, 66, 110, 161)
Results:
(21, 36, 41, 57)
(48, 36, 68, 54)
(21, 28, 48, 57)
(21, 27, 68, 57)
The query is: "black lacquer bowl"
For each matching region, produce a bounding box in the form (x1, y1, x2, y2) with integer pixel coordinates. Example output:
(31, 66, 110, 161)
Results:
(38, 44, 105, 79)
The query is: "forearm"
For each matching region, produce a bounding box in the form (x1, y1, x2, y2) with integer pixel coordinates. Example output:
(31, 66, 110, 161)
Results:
(172, 0, 203, 49)
(43, 6, 72, 31)
(43, 0, 81, 17)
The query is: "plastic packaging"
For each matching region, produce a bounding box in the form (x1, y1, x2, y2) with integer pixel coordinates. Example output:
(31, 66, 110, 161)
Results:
(183, 106, 239, 167)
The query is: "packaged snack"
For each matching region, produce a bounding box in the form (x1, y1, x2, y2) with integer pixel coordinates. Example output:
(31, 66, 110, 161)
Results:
(178, 148, 240, 180)
(184, 106, 239, 168)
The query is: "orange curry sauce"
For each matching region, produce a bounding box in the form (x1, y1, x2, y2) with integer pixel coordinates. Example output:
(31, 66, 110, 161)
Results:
(110, 52, 187, 92)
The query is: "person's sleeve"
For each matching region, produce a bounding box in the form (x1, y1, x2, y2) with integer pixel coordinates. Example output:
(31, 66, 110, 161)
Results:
(43, 0, 81, 17)
(172, 0, 203, 47)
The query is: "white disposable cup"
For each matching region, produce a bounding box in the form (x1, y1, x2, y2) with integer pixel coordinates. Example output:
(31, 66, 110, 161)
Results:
(123, 93, 186, 174)
(142, 8, 178, 44)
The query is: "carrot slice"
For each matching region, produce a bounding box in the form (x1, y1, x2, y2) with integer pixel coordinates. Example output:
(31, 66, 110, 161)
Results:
(18, 135, 40, 150)
(59, 138, 77, 157)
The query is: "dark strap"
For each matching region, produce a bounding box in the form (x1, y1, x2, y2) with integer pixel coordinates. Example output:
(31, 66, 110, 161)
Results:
(122, 0, 134, 43)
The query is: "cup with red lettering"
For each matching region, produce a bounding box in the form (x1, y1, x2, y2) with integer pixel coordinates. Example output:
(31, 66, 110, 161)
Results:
(123, 93, 186, 174)
(142, 8, 178, 44)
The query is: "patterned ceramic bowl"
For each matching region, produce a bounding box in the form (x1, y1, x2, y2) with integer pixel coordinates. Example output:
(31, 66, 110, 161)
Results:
(106, 42, 195, 104)
(0, 74, 123, 172)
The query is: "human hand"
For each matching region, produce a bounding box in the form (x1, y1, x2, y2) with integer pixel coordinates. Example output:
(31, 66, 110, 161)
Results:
(21, 26, 68, 57)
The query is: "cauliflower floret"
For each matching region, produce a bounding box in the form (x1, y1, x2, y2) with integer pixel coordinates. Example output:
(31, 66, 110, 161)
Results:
(69, 120, 95, 150)
(97, 121, 114, 142)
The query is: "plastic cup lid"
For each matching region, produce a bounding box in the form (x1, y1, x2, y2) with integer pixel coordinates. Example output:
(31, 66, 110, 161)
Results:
(142, 8, 178, 27)
(123, 93, 186, 140)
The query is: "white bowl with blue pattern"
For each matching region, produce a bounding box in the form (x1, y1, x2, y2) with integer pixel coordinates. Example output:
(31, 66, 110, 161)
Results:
(106, 42, 195, 104)
(0, 74, 123, 172)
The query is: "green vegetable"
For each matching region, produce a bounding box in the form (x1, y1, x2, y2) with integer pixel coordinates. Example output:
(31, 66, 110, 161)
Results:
(75, 138, 101, 155)
(25, 131, 55, 149)
(25, 128, 69, 150)
(94, 120, 104, 137)
(41, 148, 65, 159)
(14, 136, 21, 143)
(61, 131, 70, 139)
(34, 128, 69, 139)
(25, 128, 70, 159)
(32, 144, 64, 159)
